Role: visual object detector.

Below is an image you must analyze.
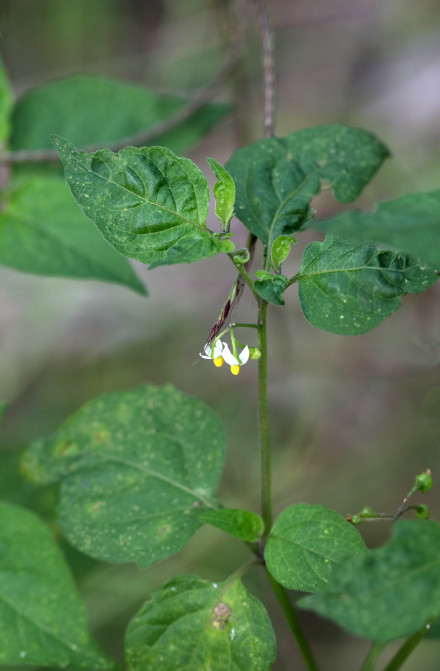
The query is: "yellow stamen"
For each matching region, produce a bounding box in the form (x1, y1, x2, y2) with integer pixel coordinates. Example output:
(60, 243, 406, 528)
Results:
(230, 365, 240, 375)
(214, 356, 224, 367)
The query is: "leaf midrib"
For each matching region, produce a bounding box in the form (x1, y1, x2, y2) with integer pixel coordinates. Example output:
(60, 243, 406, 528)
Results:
(80, 454, 217, 508)
(267, 167, 321, 252)
(69, 148, 207, 233)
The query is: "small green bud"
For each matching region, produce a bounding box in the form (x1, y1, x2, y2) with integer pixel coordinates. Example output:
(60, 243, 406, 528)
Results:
(249, 347, 261, 360)
(413, 504, 430, 519)
(350, 514, 362, 525)
(415, 470, 433, 493)
(359, 506, 377, 519)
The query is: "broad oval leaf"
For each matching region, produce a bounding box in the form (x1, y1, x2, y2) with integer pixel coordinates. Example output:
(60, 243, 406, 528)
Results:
(265, 503, 367, 592)
(254, 271, 289, 306)
(207, 157, 235, 227)
(54, 136, 234, 269)
(226, 124, 389, 250)
(125, 574, 276, 671)
(299, 520, 440, 642)
(0, 177, 146, 294)
(311, 189, 440, 272)
(22, 384, 225, 567)
(10, 74, 229, 155)
(0, 501, 115, 669)
(297, 236, 438, 334)
(199, 508, 265, 542)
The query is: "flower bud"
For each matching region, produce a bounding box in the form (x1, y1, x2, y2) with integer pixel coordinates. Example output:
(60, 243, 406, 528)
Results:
(415, 470, 433, 493)
(413, 504, 430, 519)
(249, 347, 261, 360)
(359, 506, 376, 519)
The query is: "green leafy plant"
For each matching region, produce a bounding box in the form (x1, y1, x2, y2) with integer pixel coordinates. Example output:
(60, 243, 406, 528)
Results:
(1, 3, 439, 670)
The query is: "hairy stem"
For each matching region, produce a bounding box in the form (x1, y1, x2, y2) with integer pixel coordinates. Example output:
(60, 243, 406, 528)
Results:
(267, 574, 320, 671)
(252, 0, 276, 137)
(257, 299, 272, 532)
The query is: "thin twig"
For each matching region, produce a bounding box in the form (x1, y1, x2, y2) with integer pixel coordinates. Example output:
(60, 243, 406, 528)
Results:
(252, 0, 276, 137)
(0, 30, 245, 165)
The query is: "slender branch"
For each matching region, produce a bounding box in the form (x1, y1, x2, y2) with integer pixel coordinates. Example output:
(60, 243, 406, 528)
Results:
(228, 251, 260, 301)
(252, 0, 276, 137)
(0, 29, 245, 165)
(267, 573, 320, 671)
(361, 642, 387, 671)
(257, 299, 272, 532)
(381, 624, 432, 671)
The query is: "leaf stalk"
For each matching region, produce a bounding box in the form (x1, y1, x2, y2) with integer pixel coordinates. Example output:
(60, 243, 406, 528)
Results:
(267, 572, 320, 671)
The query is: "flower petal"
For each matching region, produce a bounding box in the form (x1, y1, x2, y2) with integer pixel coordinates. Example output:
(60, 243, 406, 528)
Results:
(213, 340, 224, 358)
(239, 346, 250, 365)
(222, 344, 239, 366)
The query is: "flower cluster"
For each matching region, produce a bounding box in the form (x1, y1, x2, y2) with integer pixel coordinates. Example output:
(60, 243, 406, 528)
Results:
(200, 340, 250, 375)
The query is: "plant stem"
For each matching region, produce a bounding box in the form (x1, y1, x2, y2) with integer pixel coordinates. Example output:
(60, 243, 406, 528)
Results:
(361, 642, 387, 671)
(381, 625, 432, 671)
(267, 573, 320, 671)
(258, 300, 319, 671)
(228, 252, 260, 301)
(252, 0, 276, 137)
(257, 299, 272, 533)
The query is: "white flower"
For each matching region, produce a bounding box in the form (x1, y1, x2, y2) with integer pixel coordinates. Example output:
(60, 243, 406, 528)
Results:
(200, 340, 226, 368)
(222, 344, 250, 375)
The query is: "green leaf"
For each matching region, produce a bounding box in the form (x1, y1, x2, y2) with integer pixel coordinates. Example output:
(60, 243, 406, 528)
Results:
(0, 177, 146, 294)
(297, 236, 438, 335)
(0, 501, 115, 669)
(125, 574, 276, 671)
(226, 124, 389, 250)
(299, 520, 440, 642)
(311, 189, 440, 271)
(199, 508, 265, 542)
(53, 136, 234, 269)
(207, 157, 235, 228)
(264, 503, 367, 593)
(22, 384, 225, 567)
(0, 58, 12, 143)
(254, 271, 289, 306)
(10, 74, 229, 155)
(271, 234, 297, 268)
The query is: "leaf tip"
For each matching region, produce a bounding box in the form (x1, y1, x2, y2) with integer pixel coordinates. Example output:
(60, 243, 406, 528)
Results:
(50, 134, 75, 161)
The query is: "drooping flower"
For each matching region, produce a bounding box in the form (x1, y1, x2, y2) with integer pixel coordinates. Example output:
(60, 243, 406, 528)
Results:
(222, 344, 250, 375)
(200, 340, 226, 367)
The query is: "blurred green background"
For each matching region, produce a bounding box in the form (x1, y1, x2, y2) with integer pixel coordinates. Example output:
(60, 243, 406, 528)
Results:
(1, 0, 440, 669)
